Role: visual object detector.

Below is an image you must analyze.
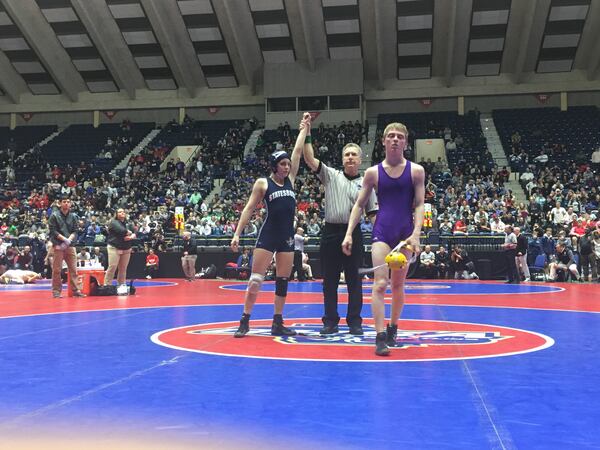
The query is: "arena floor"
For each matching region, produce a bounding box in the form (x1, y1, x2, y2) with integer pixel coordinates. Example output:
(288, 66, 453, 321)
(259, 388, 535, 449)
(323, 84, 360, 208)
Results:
(0, 278, 599, 449)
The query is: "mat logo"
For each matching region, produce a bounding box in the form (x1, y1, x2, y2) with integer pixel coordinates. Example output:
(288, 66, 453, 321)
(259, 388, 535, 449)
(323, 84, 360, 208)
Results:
(152, 318, 554, 362)
(189, 324, 507, 348)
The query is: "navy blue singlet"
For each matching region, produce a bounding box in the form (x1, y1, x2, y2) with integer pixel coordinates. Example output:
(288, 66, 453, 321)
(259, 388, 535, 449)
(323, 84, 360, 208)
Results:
(256, 177, 296, 253)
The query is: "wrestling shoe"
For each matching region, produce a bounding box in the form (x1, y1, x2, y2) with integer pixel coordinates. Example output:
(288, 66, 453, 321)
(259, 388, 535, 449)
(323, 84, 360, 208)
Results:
(386, 323, 398, 347)
(348, 324, 364, 335)
(375, 332, 390, 356)
(271, 314, 297, 336)
(319, 324, 339, 335)
(234, 313, 250, 338)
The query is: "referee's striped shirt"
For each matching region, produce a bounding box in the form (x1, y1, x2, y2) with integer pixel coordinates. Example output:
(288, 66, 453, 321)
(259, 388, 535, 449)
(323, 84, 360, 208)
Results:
(317, 162, 378, 224)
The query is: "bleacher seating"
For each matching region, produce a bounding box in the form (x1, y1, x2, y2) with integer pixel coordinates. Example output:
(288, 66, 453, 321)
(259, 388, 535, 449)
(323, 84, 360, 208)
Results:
(0, 125, 57, 155)
(493, 106, 600, 170)
(153, 119, 242, 148)
(376, 111, 488, 170)
(40, 122, 154, 167)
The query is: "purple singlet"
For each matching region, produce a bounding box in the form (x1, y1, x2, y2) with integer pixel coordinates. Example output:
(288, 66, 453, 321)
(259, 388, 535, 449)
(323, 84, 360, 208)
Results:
(372, 161, 414, 247)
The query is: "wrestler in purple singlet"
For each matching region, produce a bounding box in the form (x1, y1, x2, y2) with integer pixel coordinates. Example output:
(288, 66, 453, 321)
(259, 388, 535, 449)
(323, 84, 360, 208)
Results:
(372, 161, 414, 247)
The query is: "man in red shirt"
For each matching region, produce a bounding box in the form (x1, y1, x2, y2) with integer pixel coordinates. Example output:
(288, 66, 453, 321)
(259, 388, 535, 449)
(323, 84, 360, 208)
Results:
(453, 218, 467, 234)
(570, 219, 586, 238)
(145, 248, 159, 279)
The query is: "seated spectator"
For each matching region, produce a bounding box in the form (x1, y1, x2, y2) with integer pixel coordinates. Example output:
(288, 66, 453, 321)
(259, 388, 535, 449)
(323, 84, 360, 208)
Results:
(419, 245, 436, 278)
(360, 216, 373, 234)
(145, 248, 159, 279)
(490, 216, 506, 234)
(451, 245, 478, 280)
(15, 246, 33, 270)
(541, 228, 556, 258)
(453, 217, 467, 235)
(236, 247, 252, 279)
(591, 147, 600, 170)
(306, 217, 321, 236)
(78, 247, 91, 266)
(302, 252, 313, 280)
(476, 217, 491, 233)
(435, 245, 450, 279)
(549, 242, 580, 281)
(90, 247, 107, 268)
(445, 139, 456, 151)
(439, 217, 453, 235)
(569, 219, 586, 238)
(86, 219, 101, 239)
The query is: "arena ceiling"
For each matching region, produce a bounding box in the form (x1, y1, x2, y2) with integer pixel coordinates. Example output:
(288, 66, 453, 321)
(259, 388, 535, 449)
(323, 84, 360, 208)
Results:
(0, 0, 598, 105)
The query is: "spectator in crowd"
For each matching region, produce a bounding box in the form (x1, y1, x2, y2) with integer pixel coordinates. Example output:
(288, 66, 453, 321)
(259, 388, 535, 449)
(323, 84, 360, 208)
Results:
(78, 247, 91, 266)
(90, 247, 107, 268)
(549, 242, 580, 281)
(235, 247, 252, 279)
(451, 245, 477, 279)
(145, 248, 159, 279)
(292, 227, 308, 281)
(435, 245, 450, 279)
(105, 208, 136, 290)
(48, 195, 84, 298)
(360, 216, 373, 234)
(549, 201, 569, 230)
(419, 245, 436, 278)
(570, 219, 586, 238)
(541, 227, 556, 259)
(301, 252, 313, 280)
(593, 230, 600, 279)
(491, 215, 506, 234)
(15, 246, 33, 270)
(180, 231, 197, 282)
(578, 228, 597, 282)
(591, 147, 600, 170)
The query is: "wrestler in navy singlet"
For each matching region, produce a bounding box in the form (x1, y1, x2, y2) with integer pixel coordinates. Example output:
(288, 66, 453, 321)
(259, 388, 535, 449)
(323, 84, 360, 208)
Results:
(256, 176, 296, 252)
(372, 161, 414, 247)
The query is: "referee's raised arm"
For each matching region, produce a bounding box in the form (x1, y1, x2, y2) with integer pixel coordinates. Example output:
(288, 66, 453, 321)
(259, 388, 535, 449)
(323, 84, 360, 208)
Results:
(302, 114, 320, 172)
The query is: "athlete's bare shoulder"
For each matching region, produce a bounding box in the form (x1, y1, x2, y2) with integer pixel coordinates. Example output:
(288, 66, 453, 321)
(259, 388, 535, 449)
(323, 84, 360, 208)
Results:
(363, 165, 378, 187)
(253, 178, 269, 193)
(410, 161, 425, 183)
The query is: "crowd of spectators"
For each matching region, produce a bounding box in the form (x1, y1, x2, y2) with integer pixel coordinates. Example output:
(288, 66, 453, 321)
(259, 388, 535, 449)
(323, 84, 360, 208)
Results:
(0, 117, 256, 276)
(1, 112, 600, 283)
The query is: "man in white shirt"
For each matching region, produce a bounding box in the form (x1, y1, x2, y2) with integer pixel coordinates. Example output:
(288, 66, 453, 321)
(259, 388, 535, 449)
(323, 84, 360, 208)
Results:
(419, 245, 436, 278)
(491, 216, 506, 234)
(549, 201, 569, 229)
(591, 147, 600, 165)
(520, 168, 534, 182)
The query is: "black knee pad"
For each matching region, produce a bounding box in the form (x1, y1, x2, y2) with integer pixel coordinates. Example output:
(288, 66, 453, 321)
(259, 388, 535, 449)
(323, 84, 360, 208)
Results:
(275, 276, 289, 297)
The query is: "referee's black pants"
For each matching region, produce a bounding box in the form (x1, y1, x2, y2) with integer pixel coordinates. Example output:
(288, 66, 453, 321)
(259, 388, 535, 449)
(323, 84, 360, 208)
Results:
(320, 223, 363, 328)
(505, 249, 519, 283)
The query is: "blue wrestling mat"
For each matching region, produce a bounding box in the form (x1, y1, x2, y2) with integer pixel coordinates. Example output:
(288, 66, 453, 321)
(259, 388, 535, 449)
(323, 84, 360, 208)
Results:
(1, 302, 598, 449)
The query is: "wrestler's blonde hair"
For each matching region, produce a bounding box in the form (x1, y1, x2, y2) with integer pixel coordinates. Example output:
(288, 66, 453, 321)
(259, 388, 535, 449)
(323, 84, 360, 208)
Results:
(383, 122, 408, 139)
